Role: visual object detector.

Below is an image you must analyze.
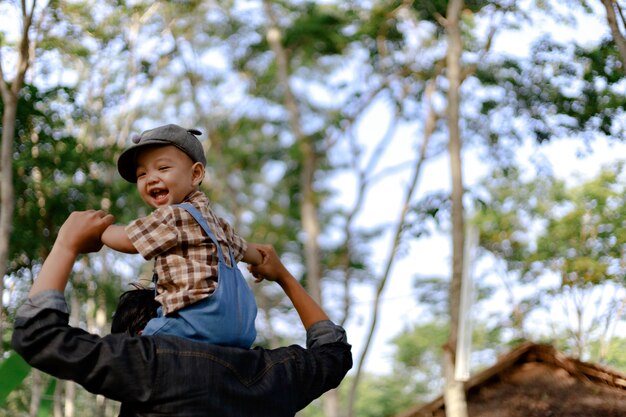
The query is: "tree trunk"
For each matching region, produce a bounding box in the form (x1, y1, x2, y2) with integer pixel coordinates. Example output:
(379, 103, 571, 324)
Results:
(95, 394, 107, 417)
(0, 0, 36, 355)
(261, 4, 331, 417)
(443, 348, 467, 417)
(261, 1, 323, 304)
(0, 99, 18, 352)
(54, 379, 63, 417)
(346, 76, 438, 417)
(64, 381, 76, 417)
(600, 0, 626, 71)
(63, 293, 80, 417)
(443, 0, 468, 416)
(28, 370, 43, 417)
(322, 389, 340, 417)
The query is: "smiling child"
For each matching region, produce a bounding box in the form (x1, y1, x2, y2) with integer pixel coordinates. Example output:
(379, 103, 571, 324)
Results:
(102, 124, 262, 347)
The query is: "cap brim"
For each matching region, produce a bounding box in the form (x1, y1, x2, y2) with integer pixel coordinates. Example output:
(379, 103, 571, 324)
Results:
(117, 139, 173, 183)
(117, 148, 139, 183)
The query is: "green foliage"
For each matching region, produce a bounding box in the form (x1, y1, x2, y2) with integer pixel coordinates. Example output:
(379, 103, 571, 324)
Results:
(0, 352, 30, 407)
(393, 321, 449, 370)
(473, 37, 626, 148)
(299, 372, 420, 417)
(589, 337, 626, 372)
(471, 163, 626, 359)
(282, 3, 353, 62)
(3, 84, 139, 276)
(350, 373, 421, 417)
(472, 168, 557, 277)
(390, 318, 508, 406)
(241, 2, 352, 68)
(411, 0, 490, 24)
(474, 163, 626, 287)
(412, 275, 451, 318)
(37, 378, 56, 417)
(535, 163, 626, 286)
(3, 0, 625, 414)
(409, 191, 451, 238)
(356, 0, 405, 52)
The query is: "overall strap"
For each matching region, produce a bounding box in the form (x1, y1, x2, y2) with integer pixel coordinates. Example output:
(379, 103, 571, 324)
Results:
(177, 202, 234, 264)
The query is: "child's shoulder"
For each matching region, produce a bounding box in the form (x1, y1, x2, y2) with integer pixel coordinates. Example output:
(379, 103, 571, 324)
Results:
(178, 192, 213, 213)
(141, 205, 180, 222)
(186, 190, 210, 204)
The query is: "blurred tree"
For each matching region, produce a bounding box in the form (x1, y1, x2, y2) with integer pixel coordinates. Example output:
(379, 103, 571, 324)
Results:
(3, 1, 625, 415)
(472, 37, 626, 156)
(0, 81, 139, 416)
(590, 336, 626, 371)
(598, 0, 626, 70)
(0, 0, 40, 357)
(300, 371, 420, 417)
(389, 318, 507, 415)
(441, 0, 470, 414)
(473, 162, 626, 359)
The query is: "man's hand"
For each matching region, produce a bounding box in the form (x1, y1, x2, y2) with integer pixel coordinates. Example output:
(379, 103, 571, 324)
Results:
(57, 210, 115, 255)
(248, 244, 290, 284)
(249, 244, 329, 329)
(28, 210, 114, 297)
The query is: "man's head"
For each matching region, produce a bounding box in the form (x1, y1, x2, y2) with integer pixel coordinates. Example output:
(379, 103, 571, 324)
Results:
(117, 124, 206, 208)
(111, 288, 159, 336)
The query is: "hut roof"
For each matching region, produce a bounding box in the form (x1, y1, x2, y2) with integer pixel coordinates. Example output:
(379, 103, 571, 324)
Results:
(396, 341, 626, 417)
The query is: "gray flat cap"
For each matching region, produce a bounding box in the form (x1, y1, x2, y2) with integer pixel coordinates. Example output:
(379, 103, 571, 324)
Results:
(117, 124, 206, 183)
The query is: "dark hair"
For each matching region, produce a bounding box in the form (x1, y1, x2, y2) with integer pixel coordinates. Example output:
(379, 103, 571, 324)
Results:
(111, 288, 159, 336)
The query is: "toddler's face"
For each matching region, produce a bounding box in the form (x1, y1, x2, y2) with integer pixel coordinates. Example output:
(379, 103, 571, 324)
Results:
(134, 145, 203, 208)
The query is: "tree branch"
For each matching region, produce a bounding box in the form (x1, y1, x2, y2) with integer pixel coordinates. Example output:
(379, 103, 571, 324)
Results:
(601, 0, 626, 72)
(346, 75, 438, 417)
(0, 49, 11, 100)
(262, 0, 323, 304)
(13, 0, 34, 94)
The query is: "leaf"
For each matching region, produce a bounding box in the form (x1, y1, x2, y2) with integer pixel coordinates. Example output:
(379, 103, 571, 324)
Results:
(37, 378, 57, 417)
(0, 352, 31, 407)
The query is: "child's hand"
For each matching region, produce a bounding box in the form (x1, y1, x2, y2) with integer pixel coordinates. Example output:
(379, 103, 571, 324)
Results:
(243, 242, 264, 266)
(248, 245, 289, 284)
(249, 247, 267, 283)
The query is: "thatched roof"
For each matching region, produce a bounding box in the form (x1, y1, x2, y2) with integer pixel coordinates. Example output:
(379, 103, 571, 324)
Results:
(396, 342, 626, 417)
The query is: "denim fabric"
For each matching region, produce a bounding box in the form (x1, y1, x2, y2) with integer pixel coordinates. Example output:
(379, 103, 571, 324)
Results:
(142, 203, 257, 348)
(12, 291, 352, 417)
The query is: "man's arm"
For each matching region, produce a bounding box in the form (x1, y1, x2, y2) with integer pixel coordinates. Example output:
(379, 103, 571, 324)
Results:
(248, 245, 329, 330)
(14, 210, 157, 404)
(101, 224, 138, 254)
(249, 245, 352, 411)
(29, 210, 114, 297)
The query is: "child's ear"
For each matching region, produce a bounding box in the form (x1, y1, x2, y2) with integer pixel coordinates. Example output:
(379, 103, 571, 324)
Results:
(191, 162, 205, 186)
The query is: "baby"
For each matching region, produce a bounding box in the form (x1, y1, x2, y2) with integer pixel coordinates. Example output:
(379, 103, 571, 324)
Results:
(102, 124, 262, 347)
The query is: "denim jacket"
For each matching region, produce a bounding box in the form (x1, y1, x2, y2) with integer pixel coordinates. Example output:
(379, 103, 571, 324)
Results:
(12, 290, 352, 417)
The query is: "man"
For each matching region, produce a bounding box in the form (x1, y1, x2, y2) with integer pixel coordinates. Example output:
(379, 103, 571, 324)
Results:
(12, 210, 352, 416)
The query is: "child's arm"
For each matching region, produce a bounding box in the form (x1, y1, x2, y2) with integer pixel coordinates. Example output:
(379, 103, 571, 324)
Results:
(101, 224, 138, 254)
(242, 242, 263, 266)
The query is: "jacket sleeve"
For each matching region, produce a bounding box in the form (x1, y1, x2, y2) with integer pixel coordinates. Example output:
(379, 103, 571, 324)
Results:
(295, 320, 353, 410)
(11, 291, 156, 403)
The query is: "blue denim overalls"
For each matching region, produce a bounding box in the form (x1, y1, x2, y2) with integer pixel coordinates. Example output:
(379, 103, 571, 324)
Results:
(142, 203, 257, 348)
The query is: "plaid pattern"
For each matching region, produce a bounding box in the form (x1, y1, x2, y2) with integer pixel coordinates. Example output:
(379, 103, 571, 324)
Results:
(126, 191, 247, 315)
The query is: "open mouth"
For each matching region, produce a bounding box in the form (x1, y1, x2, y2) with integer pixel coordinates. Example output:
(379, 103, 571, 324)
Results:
(150, 188, 169, 204)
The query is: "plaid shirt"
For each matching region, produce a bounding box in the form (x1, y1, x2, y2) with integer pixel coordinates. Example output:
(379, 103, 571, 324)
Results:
(126, 191, 247, 315)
